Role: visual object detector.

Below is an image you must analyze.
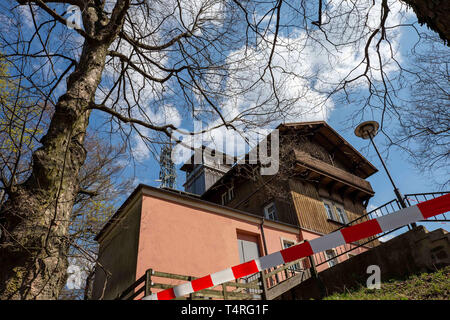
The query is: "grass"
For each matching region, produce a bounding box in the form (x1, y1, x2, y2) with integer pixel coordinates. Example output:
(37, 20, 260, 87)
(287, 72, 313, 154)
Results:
(323, 266, 450, 300)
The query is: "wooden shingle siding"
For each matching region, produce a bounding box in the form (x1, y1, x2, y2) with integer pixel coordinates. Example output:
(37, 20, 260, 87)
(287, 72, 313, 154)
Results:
(289, 178, 378, 247)
(289, 179, 332, 234)
(289, 178, 365, 235)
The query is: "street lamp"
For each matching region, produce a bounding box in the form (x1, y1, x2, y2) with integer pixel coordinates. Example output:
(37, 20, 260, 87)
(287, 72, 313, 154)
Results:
(355, 121, 415, 228)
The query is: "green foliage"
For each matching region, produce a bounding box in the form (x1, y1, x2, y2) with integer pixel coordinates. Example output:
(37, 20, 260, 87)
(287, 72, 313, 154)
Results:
(0, 55, 46, 188)
(324, 266, 450, 300)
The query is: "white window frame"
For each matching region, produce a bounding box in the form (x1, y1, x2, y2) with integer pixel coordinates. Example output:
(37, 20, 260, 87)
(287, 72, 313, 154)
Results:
(221, 192, 228, 205)
(281, 238, 296, 249)
(322, 200, 335, 221)
(228, 185, 234, 201)
(322, 198, 348, 224)
(263, 202, 278, 221)
(325, 249, 338, 268)
(334, 203, 348, 224)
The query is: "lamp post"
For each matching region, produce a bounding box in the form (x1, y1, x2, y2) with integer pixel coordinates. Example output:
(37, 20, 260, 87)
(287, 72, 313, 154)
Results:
(354, 121, 416, 228)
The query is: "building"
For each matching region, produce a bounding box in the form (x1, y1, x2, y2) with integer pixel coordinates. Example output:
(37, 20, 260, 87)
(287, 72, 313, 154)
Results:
(91, 121, 378, 300)
(201, 121, 378, 240)
(180, 146, 236, 195)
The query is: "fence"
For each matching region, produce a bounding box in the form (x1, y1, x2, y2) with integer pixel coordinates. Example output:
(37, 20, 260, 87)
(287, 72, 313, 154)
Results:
(116, 257, 313, 300)
(311, 191, 449, 269)
(405, 192, 449, 222)
(116, 269, 264, 300)
(262, 257, 312, 286)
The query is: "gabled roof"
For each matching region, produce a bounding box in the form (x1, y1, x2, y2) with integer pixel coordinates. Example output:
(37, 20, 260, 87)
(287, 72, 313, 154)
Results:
(277, 121, 377, 179)
(201, 121, 377, 199)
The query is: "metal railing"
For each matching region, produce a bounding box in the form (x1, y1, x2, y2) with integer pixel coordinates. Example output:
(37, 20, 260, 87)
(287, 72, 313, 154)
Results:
(405, 192, 449, 222)
(312, 191, 449, 269)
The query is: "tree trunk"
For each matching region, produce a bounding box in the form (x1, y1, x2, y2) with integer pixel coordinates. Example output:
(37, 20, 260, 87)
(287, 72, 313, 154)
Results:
(0, 39, 109, 299)
(402, 0, 450, 44)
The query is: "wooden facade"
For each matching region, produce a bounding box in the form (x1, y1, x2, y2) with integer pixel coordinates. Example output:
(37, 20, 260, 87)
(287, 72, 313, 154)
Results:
(200, 121, 378, 241)
(289, 178, 366, 235)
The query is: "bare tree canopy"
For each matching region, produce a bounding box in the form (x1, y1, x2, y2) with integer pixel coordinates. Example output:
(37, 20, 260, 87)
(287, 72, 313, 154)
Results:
(392, 33, 449, 187)
(0, 0, 448, 299)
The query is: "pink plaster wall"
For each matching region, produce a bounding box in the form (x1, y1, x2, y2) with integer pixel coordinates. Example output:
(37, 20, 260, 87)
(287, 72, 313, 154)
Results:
(135, 194, 301, 293)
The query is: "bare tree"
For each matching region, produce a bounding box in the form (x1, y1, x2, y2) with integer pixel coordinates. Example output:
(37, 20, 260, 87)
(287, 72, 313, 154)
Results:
(60, 134, 131, 300)
(0, 0, 448, 299)
(391, 33, 449, 187)
(0, 55, 130, 299)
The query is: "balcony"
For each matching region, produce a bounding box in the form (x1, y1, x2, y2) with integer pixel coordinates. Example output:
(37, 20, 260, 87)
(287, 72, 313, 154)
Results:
(293, 149, 374, 198)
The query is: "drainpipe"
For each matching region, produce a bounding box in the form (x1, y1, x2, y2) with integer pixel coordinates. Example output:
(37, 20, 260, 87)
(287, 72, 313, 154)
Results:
(259, 218, 269, 256)
(260, 218, 276, 288)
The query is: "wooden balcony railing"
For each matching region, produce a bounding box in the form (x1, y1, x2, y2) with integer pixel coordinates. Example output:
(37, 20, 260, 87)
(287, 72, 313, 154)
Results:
(293, 150, 374, 195)
(115, 269, 264, 300)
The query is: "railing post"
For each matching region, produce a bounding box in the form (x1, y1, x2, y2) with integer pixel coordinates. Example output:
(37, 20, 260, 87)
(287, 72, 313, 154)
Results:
(308, 256, 318, 278)
(222, 282, 228, 300)
(259, 271, 268, 300)
(403, 196, 417, 229)
(188, 276, 194, 300)
(309, 255, 326, 298)
(145, 269, 153, 297)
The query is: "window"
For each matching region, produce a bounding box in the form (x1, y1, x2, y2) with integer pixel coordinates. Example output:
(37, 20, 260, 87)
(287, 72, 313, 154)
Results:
(221, 185, 235, 205)
(282, 240, 301, 272)
(228, 186, 234, 201)
(335, 205, 348, 224)
(322, 199, 348, 224)
(282, 240, 295, 249)
(323, 202, 335, 220)
(325, 249, 338, 268)
(221, 192, 227, 205)
(264, 202, 278, 221)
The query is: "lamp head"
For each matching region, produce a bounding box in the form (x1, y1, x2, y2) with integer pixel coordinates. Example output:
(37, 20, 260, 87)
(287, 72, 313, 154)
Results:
(354, 121, 379, 140)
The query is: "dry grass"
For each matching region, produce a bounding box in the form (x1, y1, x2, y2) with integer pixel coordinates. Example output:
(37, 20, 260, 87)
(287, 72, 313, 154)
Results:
(324, 266, 450, 300)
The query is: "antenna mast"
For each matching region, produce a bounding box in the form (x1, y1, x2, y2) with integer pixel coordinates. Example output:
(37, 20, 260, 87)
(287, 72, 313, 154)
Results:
(159, 143, 176, 189)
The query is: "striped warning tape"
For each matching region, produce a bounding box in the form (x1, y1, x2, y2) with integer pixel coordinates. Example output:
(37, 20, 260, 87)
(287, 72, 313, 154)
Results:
(142, 193, 450, 300)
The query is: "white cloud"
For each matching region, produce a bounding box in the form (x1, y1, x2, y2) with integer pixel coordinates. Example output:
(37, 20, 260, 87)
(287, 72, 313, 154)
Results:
(221, 0, 409, 125)
(100, 0, 411, 164)
(16, 5, 36, 29)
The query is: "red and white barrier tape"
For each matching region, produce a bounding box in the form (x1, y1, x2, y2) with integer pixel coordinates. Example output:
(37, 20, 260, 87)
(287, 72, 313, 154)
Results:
(142, 193, 450, 300)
